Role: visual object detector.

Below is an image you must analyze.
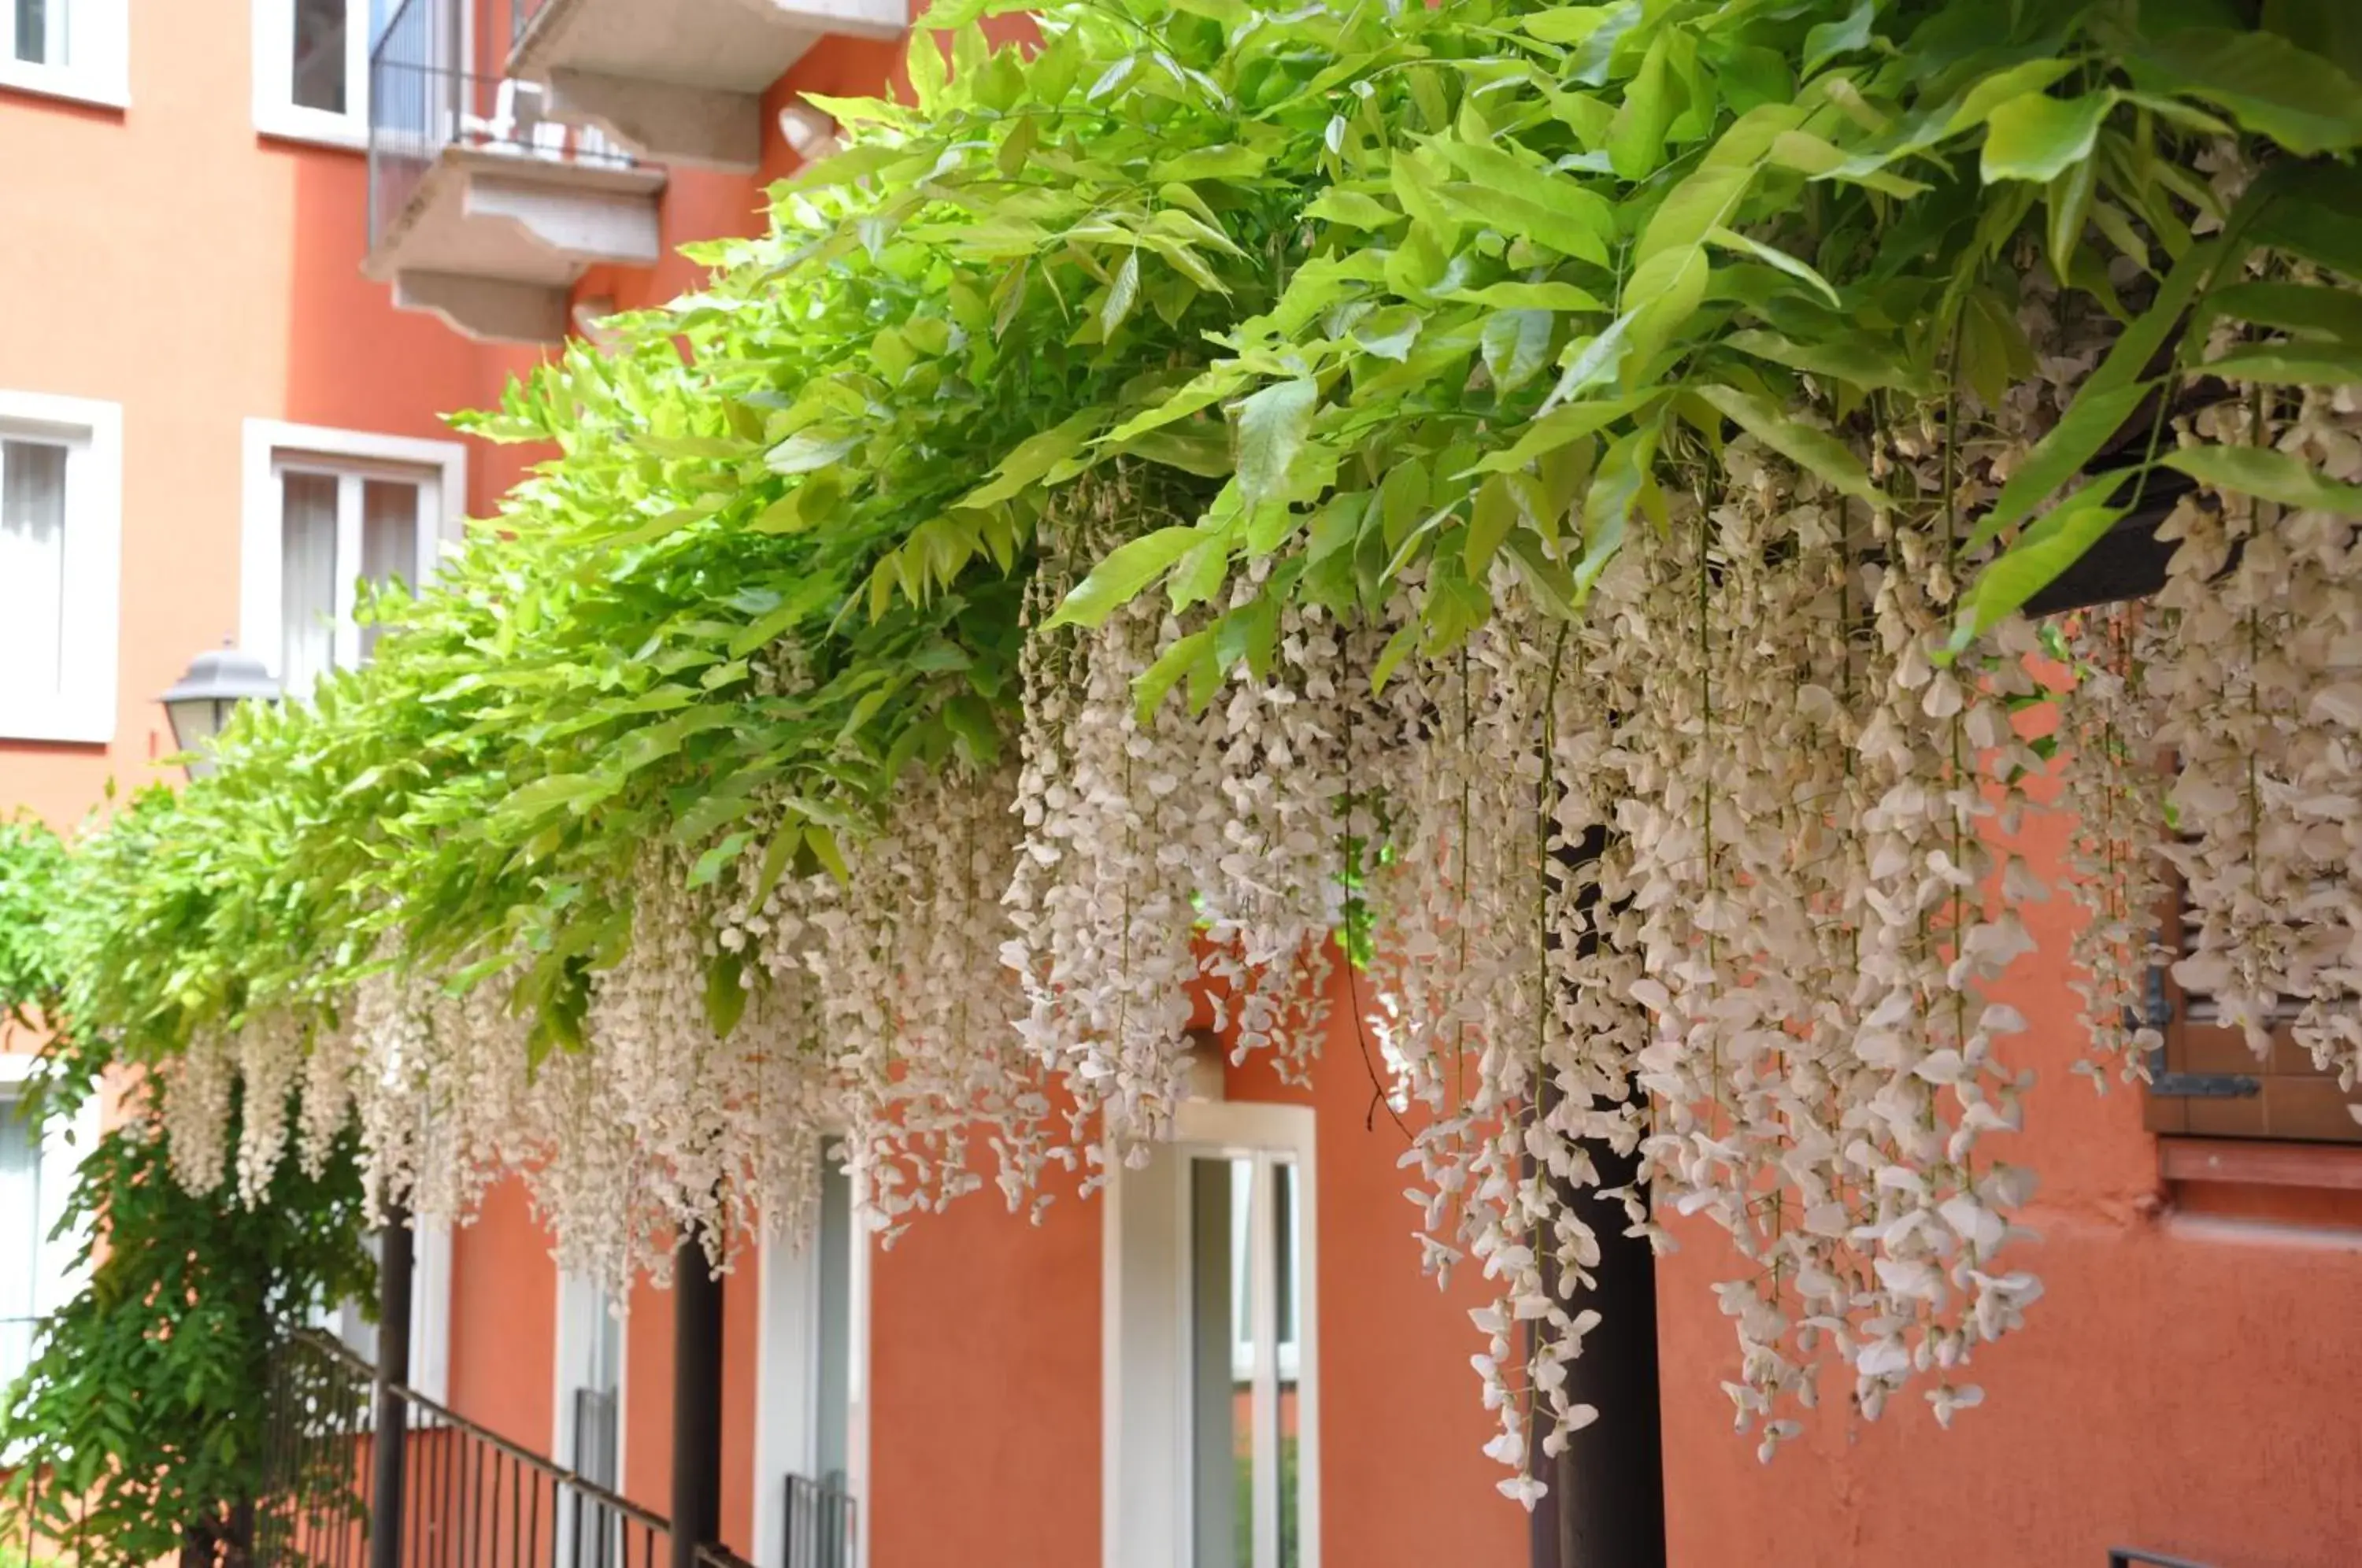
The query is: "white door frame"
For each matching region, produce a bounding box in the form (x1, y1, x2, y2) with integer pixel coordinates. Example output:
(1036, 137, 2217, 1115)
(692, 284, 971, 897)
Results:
(753, 1159, 872, 1568)
(1101, 1096, 1321, 1568)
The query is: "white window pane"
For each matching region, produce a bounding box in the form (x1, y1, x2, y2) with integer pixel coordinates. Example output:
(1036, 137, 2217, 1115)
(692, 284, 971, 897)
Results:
(292, 0, 348, 113)
(1191, 1156, 1245, 1568)
(0, 1099, 41, 1388)
(0, 438, 68, 700)
(281, 471, 339, 696)
(358, 478, 419, 660)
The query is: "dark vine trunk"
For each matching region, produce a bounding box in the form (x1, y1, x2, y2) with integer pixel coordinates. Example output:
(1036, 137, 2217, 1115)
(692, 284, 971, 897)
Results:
(1528, 827, 1669, 1568)
(1527, 1134, 1667, 1568)
(180, 1498, 255, 1568)
(223, 1497, 256, 1568)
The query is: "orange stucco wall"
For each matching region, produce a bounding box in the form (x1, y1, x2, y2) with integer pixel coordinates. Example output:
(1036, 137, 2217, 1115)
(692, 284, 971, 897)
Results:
(1657, 778, 2362, 1568)
(447, 1178, 561, 1455)
(867, 1141, 1105, 1567)
(0, 9, 505, 833)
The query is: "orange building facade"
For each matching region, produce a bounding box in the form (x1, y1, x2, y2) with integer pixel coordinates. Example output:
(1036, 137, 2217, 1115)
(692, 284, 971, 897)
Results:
(2, 6, 2360, 1568)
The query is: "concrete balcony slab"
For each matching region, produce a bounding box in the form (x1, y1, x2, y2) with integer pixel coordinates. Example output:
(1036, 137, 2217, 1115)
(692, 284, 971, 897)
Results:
(509, 0, 908, 170)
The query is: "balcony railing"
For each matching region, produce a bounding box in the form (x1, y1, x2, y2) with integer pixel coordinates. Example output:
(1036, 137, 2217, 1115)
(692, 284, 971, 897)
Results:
(367, 0, 636, 253)
(257, 1329, 672, 1568)
(782, 1474, 856, 1568)
(511, 0, 558, 49)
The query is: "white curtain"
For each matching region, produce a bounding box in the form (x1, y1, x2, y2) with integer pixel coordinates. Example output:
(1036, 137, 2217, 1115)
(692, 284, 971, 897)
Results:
(0, 1097, 40, 1387)
(281, 471, 339, 697)
(359, 478, 419, 660)
(0, 437, 68, 702)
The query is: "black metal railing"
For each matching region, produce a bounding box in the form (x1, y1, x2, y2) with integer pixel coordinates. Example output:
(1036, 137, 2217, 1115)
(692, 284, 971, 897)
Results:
(257, 1329, 672, 1568)
(781, 1474, 855, 1568)
(694, 1544, 761, 1568)
(2108, 1551, 2217, 1568)
(366, 0, 636, 251)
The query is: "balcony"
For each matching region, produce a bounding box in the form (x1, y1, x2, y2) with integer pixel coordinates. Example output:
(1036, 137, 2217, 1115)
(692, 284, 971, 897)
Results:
(364, 0, 665, 345)
(507, 0, 908, 172)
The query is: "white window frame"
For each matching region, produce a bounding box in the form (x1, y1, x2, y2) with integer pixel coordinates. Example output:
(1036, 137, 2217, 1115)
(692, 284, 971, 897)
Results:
(552, 1269, 628, 1482)
(552, 1268, 629, 1568)
(252, 0, 474, 150)
(753, 1152, 872, 1568)
(0, 0, 128, 111)
(250, 0, 369, 148)
(0, 390, 120, 745)
(239, 418, 465, 691)
(0, 1053, 102, 1393)
(1227, 1161, 1302, 1386)
(411, 1219, 454, 1399)
(1103, 1096, 1321, 1568)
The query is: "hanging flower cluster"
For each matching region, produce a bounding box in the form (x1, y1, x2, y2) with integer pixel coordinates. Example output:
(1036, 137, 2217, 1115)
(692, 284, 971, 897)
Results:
(2060, 601, 2172, 1085)
(149, 354, 2362, 1509)
(1005, 483, 1379, 1176)
(120, 0, 2362, 1510)
(2153, 382, 2362, 1085)
(742, 762, 1051, 1236)
(1360, 588, 1631, 1488)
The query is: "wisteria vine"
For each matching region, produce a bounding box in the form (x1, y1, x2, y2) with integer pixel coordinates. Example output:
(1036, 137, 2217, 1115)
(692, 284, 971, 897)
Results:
(31, 0, 2362, 1514)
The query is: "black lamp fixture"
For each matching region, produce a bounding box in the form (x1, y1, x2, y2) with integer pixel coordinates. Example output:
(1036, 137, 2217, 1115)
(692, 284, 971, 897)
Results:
(159, 644, 279, 778)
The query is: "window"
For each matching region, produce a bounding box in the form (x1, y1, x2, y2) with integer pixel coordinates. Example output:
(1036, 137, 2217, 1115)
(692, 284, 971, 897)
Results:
(554, 1271, 627, 1568)
(1106, 1100, 1319, 1568)
(274, 463, 425, 693)
(252, 0, 437, 146)
(0, 391, 120, 745)
(0, 0, 127, 109)
(0, 1094, 44, 1387)
(2142, 883, 2362, 1146)
(556, 1273, 623, 1481)
(756, 1148, 866, 1568)
(0, 1055, 97, 1394)
(240, 420, 465, 698)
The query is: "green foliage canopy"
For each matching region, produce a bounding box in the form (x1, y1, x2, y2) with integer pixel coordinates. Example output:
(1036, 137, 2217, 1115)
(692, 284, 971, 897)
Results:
(0, 818, 68, 1030)
(40, 0, 2362, 1085)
